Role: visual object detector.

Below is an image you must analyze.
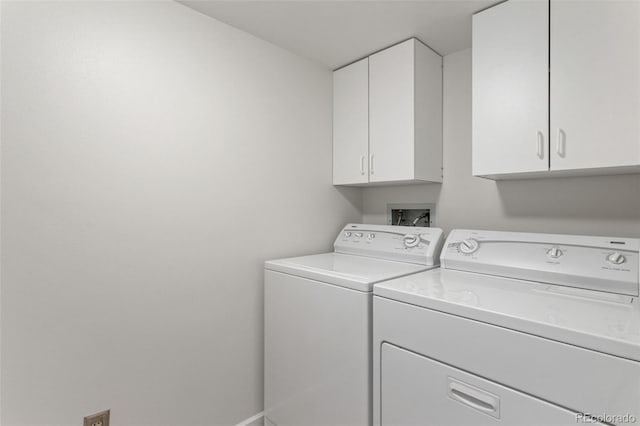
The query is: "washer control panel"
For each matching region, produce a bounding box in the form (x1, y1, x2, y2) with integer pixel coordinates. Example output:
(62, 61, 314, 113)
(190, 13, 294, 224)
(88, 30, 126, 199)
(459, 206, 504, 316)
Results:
(442, 229, 640, 296)
(335, 224, 444, 266)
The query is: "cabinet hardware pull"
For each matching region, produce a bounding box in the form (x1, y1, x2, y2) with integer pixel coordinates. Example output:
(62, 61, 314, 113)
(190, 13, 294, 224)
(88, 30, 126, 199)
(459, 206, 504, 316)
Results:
(369, 154, 375, 174)
(556, 128, 566, 158)
(450, 389, 496, 413)
(536, 131, 544, 159)
(447, 377, 500, 418)
(360, 155, 365, 175)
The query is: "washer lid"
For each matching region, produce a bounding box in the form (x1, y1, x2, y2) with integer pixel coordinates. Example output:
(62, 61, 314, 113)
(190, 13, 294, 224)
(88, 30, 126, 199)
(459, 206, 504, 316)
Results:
(374, 268, 640, 362)
(265, 253, 432, 292)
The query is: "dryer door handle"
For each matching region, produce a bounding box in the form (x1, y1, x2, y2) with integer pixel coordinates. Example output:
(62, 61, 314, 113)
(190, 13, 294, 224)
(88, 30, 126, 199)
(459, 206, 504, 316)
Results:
(447, 377, 500, 418)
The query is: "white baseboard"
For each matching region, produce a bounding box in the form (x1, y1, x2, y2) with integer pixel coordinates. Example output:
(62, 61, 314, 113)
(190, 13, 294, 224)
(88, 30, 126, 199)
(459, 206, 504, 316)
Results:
(234, 411, 264, 426)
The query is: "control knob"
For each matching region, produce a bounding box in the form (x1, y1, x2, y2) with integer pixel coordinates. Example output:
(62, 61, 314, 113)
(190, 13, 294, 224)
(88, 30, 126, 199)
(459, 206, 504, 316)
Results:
(403, 234, 420, 248)
(607, 252, 626, 265)
(547, 247, 563, 259)
(459, 239, 479, 254)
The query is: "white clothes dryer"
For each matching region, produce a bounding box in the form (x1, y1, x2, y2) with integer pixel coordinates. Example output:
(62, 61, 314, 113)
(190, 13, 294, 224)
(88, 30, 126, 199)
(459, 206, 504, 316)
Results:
(373, 229, 640, 426)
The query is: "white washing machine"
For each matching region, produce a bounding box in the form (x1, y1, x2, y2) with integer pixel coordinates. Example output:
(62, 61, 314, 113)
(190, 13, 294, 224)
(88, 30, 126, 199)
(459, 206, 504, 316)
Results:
(264, 223, 444, 426)
(373, 229, 640, 426)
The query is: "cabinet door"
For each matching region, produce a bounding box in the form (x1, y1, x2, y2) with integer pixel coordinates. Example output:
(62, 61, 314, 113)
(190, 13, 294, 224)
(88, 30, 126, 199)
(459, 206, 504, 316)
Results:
(333, 58, 369, 185)
(369, 39, 415, 183)
(550, 0, 640, 171)
(472, 0, 549, 177)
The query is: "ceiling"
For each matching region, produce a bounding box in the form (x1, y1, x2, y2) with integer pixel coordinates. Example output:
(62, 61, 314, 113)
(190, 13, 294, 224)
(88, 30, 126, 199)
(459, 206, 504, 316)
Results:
(178, 0, 497, 69)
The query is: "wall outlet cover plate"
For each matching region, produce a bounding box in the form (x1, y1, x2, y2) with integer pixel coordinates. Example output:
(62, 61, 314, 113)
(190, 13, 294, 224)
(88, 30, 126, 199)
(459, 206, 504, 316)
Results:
(84, 409, 110, 426)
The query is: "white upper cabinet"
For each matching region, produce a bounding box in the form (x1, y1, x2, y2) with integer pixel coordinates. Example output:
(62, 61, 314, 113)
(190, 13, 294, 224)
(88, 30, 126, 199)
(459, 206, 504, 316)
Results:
(550, 0, 640, 172)
(333, 38, 443, 186)
(369, 39, 443, 184)
(472, 0, 549, 177)
(369, 40, 416, 183)
(333, 58, 369, 185)
(473, 0, 640, 179)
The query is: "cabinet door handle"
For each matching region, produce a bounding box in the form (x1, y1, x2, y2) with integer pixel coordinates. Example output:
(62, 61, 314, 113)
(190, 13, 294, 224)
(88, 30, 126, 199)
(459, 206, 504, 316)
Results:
(360, 155, 365, 175)
(369, 154, 374, 175)
(447, 377, 500, 418)
(536, 131, 544, 159)
(556, 128, 566, 158)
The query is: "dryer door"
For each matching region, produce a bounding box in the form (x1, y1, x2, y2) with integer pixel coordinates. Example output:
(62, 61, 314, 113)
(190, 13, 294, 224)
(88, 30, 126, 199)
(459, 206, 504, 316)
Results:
(380, 343, 607, 426)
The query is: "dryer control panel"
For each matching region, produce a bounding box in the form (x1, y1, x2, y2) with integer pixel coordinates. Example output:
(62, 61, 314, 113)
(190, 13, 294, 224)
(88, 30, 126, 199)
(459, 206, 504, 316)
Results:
(442, 229, 640, 296)
(335, 224, 444, 266)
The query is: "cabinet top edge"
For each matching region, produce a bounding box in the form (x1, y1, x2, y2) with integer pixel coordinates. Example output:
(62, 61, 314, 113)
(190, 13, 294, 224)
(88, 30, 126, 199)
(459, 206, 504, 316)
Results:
(472, 0, 512, 17)
(333, 37, 441, 72)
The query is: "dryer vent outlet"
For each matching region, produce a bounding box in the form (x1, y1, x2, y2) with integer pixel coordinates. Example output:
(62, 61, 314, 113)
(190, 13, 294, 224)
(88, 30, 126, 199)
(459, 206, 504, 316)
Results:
(84, 409, 110, 426)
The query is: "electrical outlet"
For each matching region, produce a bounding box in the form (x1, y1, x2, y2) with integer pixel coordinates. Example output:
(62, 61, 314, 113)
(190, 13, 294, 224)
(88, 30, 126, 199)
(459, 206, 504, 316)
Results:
(84, 409, 110, 426)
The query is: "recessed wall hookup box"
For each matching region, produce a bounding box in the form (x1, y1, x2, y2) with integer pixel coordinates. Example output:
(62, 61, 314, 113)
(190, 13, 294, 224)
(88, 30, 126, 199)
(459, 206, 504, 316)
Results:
(387, 203, 436, 227)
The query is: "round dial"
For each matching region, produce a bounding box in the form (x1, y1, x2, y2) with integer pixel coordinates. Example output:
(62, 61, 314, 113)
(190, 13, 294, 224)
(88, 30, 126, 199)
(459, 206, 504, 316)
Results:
(547, 247, 563, 259)
(403, 234, 420, 248)
(607, 252, 626, 265)
(344, 232, 352, 238)
(354, 232, 363, 238)
(459, 239, 479, 254)
(367, 233, 375, 240)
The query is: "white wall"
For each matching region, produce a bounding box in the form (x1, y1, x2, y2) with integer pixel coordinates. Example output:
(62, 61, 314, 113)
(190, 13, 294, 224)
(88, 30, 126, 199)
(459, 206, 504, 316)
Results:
(363, 49, 640, 238)
(0, 2, 361, 425)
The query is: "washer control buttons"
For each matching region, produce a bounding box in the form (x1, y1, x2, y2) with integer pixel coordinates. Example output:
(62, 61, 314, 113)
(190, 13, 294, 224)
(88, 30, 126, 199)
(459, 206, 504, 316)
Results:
(344, 232, 352, 238)
(367, 233, 375, 240)
(547, 247, 563, 259)
(403, 234, 420, 248)
(354, 232, 363, 238)
(607, 252, 626, 265)
(459, 239, 479, 254)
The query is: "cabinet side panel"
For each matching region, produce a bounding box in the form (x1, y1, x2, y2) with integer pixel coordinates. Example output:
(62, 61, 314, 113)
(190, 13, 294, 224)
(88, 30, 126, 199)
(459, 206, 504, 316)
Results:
(333, 58, 369, 185)
(414, 41, 443, 183)
(550, 0, 640, 171)
(369, 39, 415, 183)
(472, 0, 549, 176)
